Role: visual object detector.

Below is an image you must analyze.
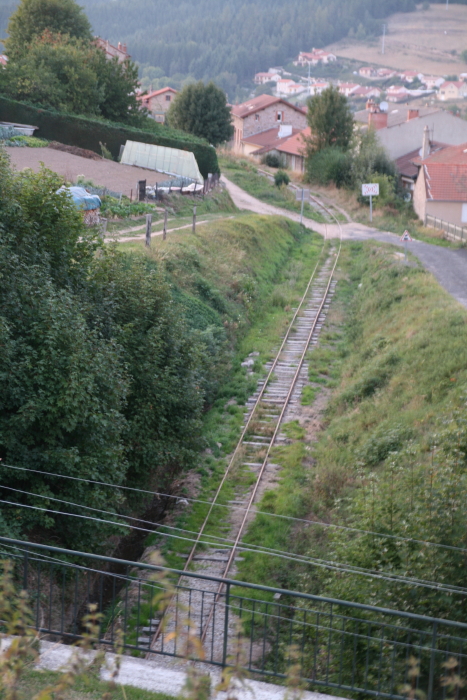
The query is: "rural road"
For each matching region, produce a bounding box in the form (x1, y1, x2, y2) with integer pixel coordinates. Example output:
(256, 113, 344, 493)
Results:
(222, 176, 467, 309)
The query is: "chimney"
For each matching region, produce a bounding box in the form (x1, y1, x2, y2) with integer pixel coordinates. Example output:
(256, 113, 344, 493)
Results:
(421, 125, 430, 160)
(122, 44, 127, 54)
(118, 42, 121, 50)
(278, 124, 293, 138)
(368, 111, 388, 130)
(407, 108, 419, 121)
(366, 98, 377, 111)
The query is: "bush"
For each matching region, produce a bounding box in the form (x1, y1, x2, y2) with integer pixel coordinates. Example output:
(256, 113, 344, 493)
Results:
(274, 170, 290, 187)
(262, 153, 283, 168)
(306, 146, 352, 187)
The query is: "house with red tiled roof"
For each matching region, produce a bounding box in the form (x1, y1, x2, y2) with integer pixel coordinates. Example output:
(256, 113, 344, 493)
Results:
(338, 83, 360, 97)
(351, 86, 382, 99)
(231, 95, 307, 153)
(93, 37, 130, 63)
(294, 50, 336, 66)
(254, 72, 281, 84)
(138, 87, 178, 123)
(413, 140, 467, 227)
(437, 81, 467, 101)
(0, 55, 8, 68)
(242, 126, 311, 173)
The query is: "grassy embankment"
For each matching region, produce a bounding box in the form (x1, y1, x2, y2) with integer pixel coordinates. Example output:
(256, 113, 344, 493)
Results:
(115, 213, 327, 643)
(235, 240, 467, 627)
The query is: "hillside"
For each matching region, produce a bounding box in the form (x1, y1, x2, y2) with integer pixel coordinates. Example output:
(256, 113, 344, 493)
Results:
(1, 0, 419, 97)
(327, 2, 467, 76)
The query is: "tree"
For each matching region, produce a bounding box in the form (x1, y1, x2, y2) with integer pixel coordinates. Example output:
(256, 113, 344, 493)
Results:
(305, 85, 354, 155)
(4, 0, 92, 60)
(0, 30, 144, 125)
(167, 81, 233, 146)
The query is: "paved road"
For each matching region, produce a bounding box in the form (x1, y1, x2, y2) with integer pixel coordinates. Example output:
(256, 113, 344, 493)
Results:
(222, 176, 467, 309)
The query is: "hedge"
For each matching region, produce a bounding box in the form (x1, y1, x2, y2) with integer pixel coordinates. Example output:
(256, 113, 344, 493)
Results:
(0, 96, 219, 178)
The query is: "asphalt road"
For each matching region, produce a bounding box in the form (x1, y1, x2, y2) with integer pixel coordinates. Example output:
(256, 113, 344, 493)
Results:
(222, 176, 467, 309)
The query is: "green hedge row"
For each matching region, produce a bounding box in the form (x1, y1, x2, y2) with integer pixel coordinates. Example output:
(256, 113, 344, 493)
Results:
(0, 96, 219, 178)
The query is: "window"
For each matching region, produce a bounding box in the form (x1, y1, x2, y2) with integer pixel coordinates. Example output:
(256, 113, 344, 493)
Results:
(166, 95, 171, 101)
(255, 114, 260, 121)
(276, 111, 283, 122)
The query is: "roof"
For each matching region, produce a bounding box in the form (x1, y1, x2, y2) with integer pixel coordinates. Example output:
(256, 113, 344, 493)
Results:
(276, 127, 311, 156)
(440, 81, 466, 89)
(231, 94, 305, 119)
(395, 142, 447, 179)
(242, 126, 302, 154)
(355, 105, 439, 127)
(420, 142, 467, 201)
(140, 87, 178, 101)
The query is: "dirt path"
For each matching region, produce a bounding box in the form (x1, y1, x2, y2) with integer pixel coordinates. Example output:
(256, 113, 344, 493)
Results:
(222, 175, 467, 310)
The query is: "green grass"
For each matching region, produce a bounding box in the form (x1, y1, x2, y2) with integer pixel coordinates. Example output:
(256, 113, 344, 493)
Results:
(297, 240, 467, 621)
(219, 155, 327, 224)
(17, 668, 173, 700)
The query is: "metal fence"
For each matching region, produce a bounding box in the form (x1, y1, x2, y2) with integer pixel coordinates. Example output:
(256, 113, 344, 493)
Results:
(425, 215, 467, 243)
(1, 536, 467, 700)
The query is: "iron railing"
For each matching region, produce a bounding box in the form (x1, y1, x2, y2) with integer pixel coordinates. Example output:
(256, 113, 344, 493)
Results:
(425, 214, 467, 243)
(1, 536, 466, 700)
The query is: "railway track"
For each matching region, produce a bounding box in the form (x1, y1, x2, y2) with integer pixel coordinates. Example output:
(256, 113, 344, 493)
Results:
(144, 197, 343, 663)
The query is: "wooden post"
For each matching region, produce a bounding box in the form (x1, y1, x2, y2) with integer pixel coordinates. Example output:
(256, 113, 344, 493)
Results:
(163, 209, 168, 240)
(130, 189, 133, 202)
(192, 205, 197, 234)
(145, 213, 152, 247)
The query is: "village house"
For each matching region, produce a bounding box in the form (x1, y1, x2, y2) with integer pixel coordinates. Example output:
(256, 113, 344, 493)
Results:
(294, 50, 337, 66)
(308, 81, 330, 96)
(93, 37, 130, 63)
(358, 66, 377, 79)
(355, 100, 467, 160)
(412, 140, 467, 228)
(0, 55, 7, 67)
(377, 68, 398, 79)
(386, 85, 409, 103)
(138, 87, 178, 123)
(338, 83, 360, 97)
(230, 94, 307, 153)
(395, 126, 447, 199)
(254, 72, 281, 85)
(242, 125, 311, 173)
(400, 70, 422, 83)
(421, 76, 444, 90)
(351, 86, 382, 100)
(276, 80, 306, 96)
(437, 81, 467, 101)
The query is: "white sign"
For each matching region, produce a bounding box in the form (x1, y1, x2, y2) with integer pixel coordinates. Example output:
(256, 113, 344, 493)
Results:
(295, 188, 310, 200)
(362, 183, 380, 196)
(400, 230, 412, 242)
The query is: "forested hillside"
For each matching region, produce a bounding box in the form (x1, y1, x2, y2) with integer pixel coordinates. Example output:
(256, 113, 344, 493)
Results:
(0, 0, 438, 97)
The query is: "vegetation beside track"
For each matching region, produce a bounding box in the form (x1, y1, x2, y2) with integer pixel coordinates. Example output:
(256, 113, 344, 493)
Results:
(238, 240, 467, 624)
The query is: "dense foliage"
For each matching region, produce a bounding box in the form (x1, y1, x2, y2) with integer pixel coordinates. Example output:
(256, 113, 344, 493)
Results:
(305, 85, 354, 155)
(167, 81, 233, 146)
(0, 151, 301, 550)
(1, 0, 419, 98)
(0, 0, 144, 125)
(4, 0, 92, 59)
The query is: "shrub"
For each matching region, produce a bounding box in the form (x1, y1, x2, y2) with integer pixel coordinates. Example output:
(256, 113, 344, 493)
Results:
(274, 170, 290, 187)
(306, 146, 352, 187)
(262, 153, 283, 168)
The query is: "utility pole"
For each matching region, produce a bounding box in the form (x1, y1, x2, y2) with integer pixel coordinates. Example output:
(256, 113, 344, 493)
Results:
(382, 24, 386, 55)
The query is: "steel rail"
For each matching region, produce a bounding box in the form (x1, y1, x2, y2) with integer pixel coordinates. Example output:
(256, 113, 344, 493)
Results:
(146, 196, 339, 657)
(198, 197, 343, 644)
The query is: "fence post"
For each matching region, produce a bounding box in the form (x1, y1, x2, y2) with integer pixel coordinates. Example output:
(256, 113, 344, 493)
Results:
(145, 214, 152, 247)
(427, 622, 438, 700)
(163, 209, 167, 240)
(192, 205, 197, 234)
(222, 582, 230, 667)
